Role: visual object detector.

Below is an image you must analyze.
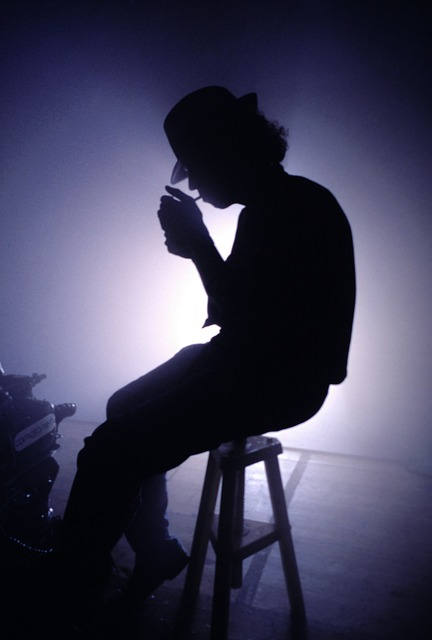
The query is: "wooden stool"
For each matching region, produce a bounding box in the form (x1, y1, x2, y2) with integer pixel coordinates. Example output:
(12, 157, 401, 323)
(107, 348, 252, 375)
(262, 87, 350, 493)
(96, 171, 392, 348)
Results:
(175, 435, 306, 639)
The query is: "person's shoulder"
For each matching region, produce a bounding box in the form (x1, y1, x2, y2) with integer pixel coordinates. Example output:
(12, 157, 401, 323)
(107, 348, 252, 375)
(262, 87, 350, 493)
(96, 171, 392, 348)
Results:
(286, 173, 346, 213)
(283, 173, 352, 234)
(285, 173, 335, 202)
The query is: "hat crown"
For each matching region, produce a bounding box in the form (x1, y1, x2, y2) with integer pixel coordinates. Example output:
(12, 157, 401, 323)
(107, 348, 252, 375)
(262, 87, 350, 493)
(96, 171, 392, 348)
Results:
(164, 87, 258, 176)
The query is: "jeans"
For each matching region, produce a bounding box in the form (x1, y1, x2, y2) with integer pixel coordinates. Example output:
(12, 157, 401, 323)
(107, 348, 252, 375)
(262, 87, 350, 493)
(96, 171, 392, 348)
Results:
(106, 344, 208, 559)
(59, 341, 328, 579)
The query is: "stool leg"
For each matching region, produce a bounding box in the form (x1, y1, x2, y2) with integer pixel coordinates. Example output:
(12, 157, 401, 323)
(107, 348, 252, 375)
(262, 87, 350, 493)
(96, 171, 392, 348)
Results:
(264, 456, 306, 621)
(211, 466, 238, 640)
(175, 453, 222, 638)
(231, 466, 245, 588)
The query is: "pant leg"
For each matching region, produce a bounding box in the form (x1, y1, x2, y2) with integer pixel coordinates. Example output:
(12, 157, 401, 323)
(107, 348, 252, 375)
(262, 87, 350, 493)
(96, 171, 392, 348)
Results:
(106, 344, 207, 417)
(59, 349, 329, 584)
(58, 344, 215, 582)
(59, 357, 235, 571)
(105, 344, 207, 556)
(124, 474, 169, 553)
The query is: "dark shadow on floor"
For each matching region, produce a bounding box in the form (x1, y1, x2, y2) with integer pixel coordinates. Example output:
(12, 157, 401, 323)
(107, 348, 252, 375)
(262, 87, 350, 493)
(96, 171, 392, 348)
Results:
(2, 419, 431, 640)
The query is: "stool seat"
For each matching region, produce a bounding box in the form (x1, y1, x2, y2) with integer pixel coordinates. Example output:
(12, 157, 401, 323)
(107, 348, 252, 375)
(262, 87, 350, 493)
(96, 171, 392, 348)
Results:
(175, 435, 305, 639)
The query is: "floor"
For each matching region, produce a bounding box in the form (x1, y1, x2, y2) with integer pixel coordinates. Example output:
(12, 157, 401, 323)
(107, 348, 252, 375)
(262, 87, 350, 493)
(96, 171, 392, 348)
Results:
(7, 418, 432, 639)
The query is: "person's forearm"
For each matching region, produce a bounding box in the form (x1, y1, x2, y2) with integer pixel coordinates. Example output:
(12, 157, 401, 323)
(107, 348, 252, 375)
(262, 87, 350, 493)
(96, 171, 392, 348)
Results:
(189, 236, 226, 297)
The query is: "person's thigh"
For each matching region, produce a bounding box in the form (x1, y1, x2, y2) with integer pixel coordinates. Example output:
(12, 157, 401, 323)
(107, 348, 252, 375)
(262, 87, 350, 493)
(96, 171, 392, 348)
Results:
(106, 343, 207, 418)
(79, 363, 242, 477)
(80, 359, 329, 480)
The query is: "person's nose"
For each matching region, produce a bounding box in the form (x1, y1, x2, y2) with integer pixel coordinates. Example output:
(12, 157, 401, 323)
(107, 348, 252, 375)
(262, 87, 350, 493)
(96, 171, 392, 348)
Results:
(188, 172, 199, 192)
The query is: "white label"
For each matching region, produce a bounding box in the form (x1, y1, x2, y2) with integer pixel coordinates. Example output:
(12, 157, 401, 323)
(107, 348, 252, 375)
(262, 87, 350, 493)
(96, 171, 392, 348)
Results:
(14, 413, 56, 452)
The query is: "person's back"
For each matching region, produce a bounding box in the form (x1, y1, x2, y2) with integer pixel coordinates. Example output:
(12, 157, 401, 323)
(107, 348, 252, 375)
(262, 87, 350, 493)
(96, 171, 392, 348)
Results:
(205, 167, 356, 387)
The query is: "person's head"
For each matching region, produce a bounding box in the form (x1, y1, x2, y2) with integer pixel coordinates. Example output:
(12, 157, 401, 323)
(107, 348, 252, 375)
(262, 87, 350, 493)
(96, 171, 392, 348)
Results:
(164, 86, 288, 207)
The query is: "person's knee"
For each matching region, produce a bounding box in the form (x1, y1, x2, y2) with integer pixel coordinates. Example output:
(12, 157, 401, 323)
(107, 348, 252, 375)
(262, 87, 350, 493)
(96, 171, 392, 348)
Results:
(76, 437, 97, 472)
(76, 420, 120, 473)
(106, 390, 121, 419)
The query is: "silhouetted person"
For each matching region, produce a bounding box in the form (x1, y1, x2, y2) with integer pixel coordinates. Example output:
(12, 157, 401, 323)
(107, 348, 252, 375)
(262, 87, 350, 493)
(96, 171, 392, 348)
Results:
(56, 86, 356, 631)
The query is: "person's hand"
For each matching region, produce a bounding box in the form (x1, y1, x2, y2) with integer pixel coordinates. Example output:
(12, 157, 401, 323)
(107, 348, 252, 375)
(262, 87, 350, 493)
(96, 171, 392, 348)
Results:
(157, 186, 210, 258)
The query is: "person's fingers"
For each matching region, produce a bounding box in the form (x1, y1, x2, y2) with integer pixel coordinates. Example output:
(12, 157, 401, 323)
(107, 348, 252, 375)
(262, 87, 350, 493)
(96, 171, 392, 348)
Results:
(165, 185, 195, 202)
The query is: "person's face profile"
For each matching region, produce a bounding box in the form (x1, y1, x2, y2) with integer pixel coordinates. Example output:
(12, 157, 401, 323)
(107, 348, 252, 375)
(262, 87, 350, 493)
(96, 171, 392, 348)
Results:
(185, 160, 238, 208)
(183, 141, 249, 208)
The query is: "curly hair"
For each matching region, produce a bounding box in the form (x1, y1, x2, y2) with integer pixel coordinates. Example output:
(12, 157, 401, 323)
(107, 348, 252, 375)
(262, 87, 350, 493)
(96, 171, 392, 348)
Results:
(178, 107, 289, 174)
(234, 111, 288, 166)
(254, 112, 289, 164)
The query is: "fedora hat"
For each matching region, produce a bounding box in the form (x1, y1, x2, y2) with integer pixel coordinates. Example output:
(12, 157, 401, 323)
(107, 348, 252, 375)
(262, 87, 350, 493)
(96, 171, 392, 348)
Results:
(164, 86, 258, 184)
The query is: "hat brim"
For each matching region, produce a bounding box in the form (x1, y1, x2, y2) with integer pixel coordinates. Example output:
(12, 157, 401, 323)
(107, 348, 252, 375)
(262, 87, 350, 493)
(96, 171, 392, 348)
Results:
(170, 159, 188, 185)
